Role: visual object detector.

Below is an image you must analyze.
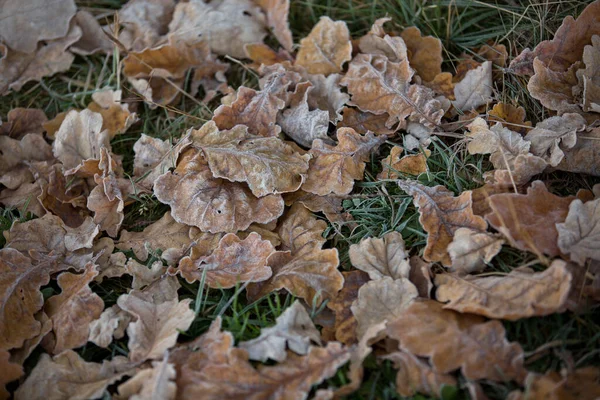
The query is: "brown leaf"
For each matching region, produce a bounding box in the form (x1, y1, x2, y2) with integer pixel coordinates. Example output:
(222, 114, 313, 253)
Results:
(14, 351, 131, 400)
(488, 103, 532, 134)
(0, 349, 23, 400)
(43, 263, 104, 354)
(557, 197, 600, 265)
(525, 113, 586, 166)
(283, 190, 346, 225)
(0, 133, 53, 190)
(296, 16, 352, 75)
(88, 305, 131, 349)
(125, 259, 167, 290)
(452, 61, 493, 112)
(485, 181, 574, 258)
(337, 107, 395, 136)
(435, 260, 572, 320)
(527, 58, 582, 115)
(69, 11, 114, 56)
(244, 43, 293, 68)
(0, 108, 47, 139)
(349, 231, 411, 280)
(357, 18, 407, 62)
(190, 121, 310, 197)
(409, 256, 433, 298)
(508, 367, 600, 400)
(305, 73, 349, 123)
(580, 35, 600, 113)
(386, 300, 526, 382)
(87, 90, 137, 139)
(558, 126, 600, 176)
(255, 0, 293, 51)
(133, 134, 191, 191)
(398, 181, 487, 266)
(117, 358, 176, 400)
(400, 27, 443, 82)
(377, 146, 428, 179)
(154, 148, 284, 233)
(114, 0, 176, 51)
(176, 232, 274, 288)
(302, 128, 385, 196)
(447, 228, 504, 274)
(341, 54, 445, 129)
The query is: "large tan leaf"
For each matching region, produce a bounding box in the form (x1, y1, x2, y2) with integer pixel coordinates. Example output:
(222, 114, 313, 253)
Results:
(386, 300, 526, 382)
(239, 300, 321, 362)
(255, 0, 293, 51)
(349, 231, 411, 280)
(557, 197, 600, 265)
(295, 17, 352, 75)
(176, 232, 274, 288)
(435, 260, 572, 320)
(452, 61, 493, 112)
(0, 349, 23, 400)
(14, 351, 131, 400)
(447, 228, 504, 274)
(117, 278, 195, 363)
(485, 181, 574, 258)
(398, 181, 487, 266)
(302, 128, 385, 196)
(117, 357, 176, 400)
(190, 121, 310, 197)
(508, 367, 600, 400)
(400, 27, 443, 82)
(154, 148, 284, 233)
(525, 113, 586, 166)
(341, 54, 445, 129)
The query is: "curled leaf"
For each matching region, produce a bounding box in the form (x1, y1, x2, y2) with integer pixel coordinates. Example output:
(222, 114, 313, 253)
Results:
(295, 17, 352, 75)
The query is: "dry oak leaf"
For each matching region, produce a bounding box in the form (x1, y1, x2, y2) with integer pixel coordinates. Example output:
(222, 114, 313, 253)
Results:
(247, 204, 343, 304)
(357, 18, 408, 63)
(341, 54, 445, 129)
(447, 228, 504, 274)
(295, 16, 352, 75)
(386, 300, 526, 382)
(452, 61, 493, 112)
(87, 89, 137, 139)
(0, 249, 63, 350)
(337, 107, 395, 136)
(507, 367, 600, 400)
(527, 58, 582, 115)
(385, 350, 457, 398)
(14, 350, 131, 400)
(190, 121, 310, 197)
(485, 181, 574, 258)
(43, 263, 104, 354)
(239, 300, 321, 362)
(351, 277, 418, 340)
(117, 278, 195, 363)
(0, 349, 23, 400)
(0, 107, 47, 139)
(557, 126, 600, 176)
(69, 10, 114, 56)
(398, 180, 487, 266)
(9, 311, 51, 367)
(488, 103, 532, 134)
(305, 73, 349, 123)
(282, 190, 347, 225)
(89, 305, 132, 348)
(525, 113, 587, 167)
(0, 133, 54, 189)
(113, 0, 176, 52)
(176, 232, 274, 288)
(349, 231, 411, 280)
(302, 128, 385, 196)
(557, 197, 600, 265)
(154, 148, 284, 233)
(245, 43, 294, 69)
(580, 35, 600, 113)
(126, 259, 167, 290)
(435, 260, 572, 320)
(409, 256, 433, 298)
(117, 357, 176, 400)
(255, 0, 293, 51)
(400, 27, 443, 82)
(377, 146, 428, 179)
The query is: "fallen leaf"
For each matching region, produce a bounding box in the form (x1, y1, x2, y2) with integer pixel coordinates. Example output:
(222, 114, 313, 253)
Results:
(0, 107, 47, 139)
(525, 113, 586, 166)
(239, 300, 321, 362)
(580, 35, 600, 112)
(255, 0, 293, 51)
(349, 231, 411, 280)
(132, 134, 191, 190)
(126, 259, 167, 290)
(302, 128, 385, 196)
(557, 197, 600, 265)
(283, 190, 346, 225)
(435, 260, 572, 320)
(117, 357, 176, 400)
(0, 133, 54, 190)
(87, 89, 137, 139)
(527, 58, 582, 115)
(305, 73, 349, 123)
(357, 18, 407, 62)
(409, 256, 433, 298)
(452, 61, 493, 112)
(447, 228, 504, 274)
(557, 126, 600, 176)
(114, 0, 176, 51)
(69, 11, 114, 55)
(295, 16, 352, 75)
(0, 350, 23, 400)
(400, 27, 443, 82)
(508, 367, 600, 400)
(377, 146, 428, 179)
(488, 103, 532, 134)
(89, 305, 132, 348)
(485, 181, 574, 258)
(337, 107, 395, 136)
(398, 180, 487, 266)
(386, 300, 526, 382)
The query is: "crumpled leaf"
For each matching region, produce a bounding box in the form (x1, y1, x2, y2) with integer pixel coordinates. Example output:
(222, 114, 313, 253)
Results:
(488, 102, 532, 134)
(435, 260, 572, 320)
(176, 232, 274, 288)
(87, 90, 137, 139)
(398, 181, 487, 266)
(527, 58, 582, 115)
(302, 128, 385, 196)
(133, 134, 191, 191)
(400, 27, 443, 82)
(386, 300, 526, 382)
(117, 278, 195, 363)
(247, 204, 343, 304)
(452, 61, 493, 112)
(239, 300, 321, 362)
(351, 277, 418, 339)
(508, 367, 600, 400)
(357, 18, 407, 62)
(88, 305, 131, 348)
(0, 349, 23, 400)
(295, 16, 352, 75)
(349, 231, 411, 280)
(190, 121, 310, 197)
(125, 259, 167, 290)
(0, 133, 54, 189)
(255, 0, 293, 51)
(525, 113, 586, 166)
(114, 0, 176, 51)
(306, 73, 349, 123)
(117, 357, 176, 400)
(43, 263, 104, 354)
(447, 228, 504, 274)
(155, 148, 284, 233)
(69, 11, 114, 56)
(486, 181, 574, 258)
(580, 34, 600, 113)
(0, 107, 47, 139)
(557, 126, 600, 176)
(341, 54, 445, 129)
(377, 146, 428, 179)
(14, 350, 131, 400)
(557, 197, 600, 265)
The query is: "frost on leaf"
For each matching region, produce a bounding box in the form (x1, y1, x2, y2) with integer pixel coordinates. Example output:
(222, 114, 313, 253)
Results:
(525, 113, 586, 166)
(154, 148, 284, 233)
(349, 231, 411, 280)
(337, 107, 395, 136)
(1, 349, 23, 400)
(452, 61, 493, 112)
(295, 17, 352, 75)
(435, 260, 572, 320)
(88, 305, 131, 349)
(398, 181, 487, 266)
(377, 146, 428, 179)
(302, 128, 385, 196)
(87, 90, 137, 139)
(447, 228, 504, 274)
(255, 0, 293, 51)
(557, 197, 600, 265)
(386, 300, 526, 382)
(400, 27, 443, 82)
(0, 133, 53, 190)
(117, 357, 176, 400)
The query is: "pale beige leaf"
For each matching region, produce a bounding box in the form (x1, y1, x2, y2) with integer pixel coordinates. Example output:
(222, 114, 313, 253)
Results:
(0, 133, 53, 190)
(255, 0, 293, 51)
(452, 61, 493, 112)
(133, 134, 191, 190)
(296, 17, 352, 75)
(126, 259, 167, 290)
(306, 73, 349, 123)
(113, 0, 176, 51)
(70, 11, 114, 55)
(525, 113, 586, 166)
(349, 231, 411, 280)
(357, 18, 407, 62)
(557, 197, 600, 265)
(117, 357, 176, 400)
(89, 305, 132, 348)
(448, 228, 504, 274)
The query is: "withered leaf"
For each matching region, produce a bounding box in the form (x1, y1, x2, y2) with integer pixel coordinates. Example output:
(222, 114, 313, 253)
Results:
(302, 128, 385, 196)
(117, 357, 176, 400)
(398, 181, 487, 266)
(239, 300, 321, 362)
(43, 263, 104, 354)
(87, 90, 137, 139)
(88, 305, 131, 349)
(113, 0, 176, 51)
(337, 107, 395, 136)
(452, 61, 493, 112)
(306, 73, 349, 123)
(69, 11, 114, 56)
(255, 0, 293, 51)
(486, 181, 574, 258)
(400, 27, 443, 82)
(558, 126, 600, 176)
(0, 133, 53, 190)
(557, 197, 600, 265)
(133, 134, 191, 190)
(295, 16, 352, 75)
(387, 300, 526, 382)
(0, 107, 47, 139)
(349, 231, 411, 280)
(527, 59, 581, 115)
(176, 232, 274, 288)
(0, 350, 23, 400)
(447, 228, 504, 274)
(525, 113, 586, 166)
(154, 148, 284, 233)
(488, 102, 532, 134)
(126, 259, 167, 290)
(190, 121, 310, 197)
(377, 146, 428, 179)
(435, 260, 572, 320)
(508, 367, 600, 400)
(580, 35, 600, 113)
(357, 18, 407, 62)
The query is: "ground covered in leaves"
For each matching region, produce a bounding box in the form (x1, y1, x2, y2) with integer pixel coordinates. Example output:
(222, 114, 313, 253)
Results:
(1, 0, 600, 399)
